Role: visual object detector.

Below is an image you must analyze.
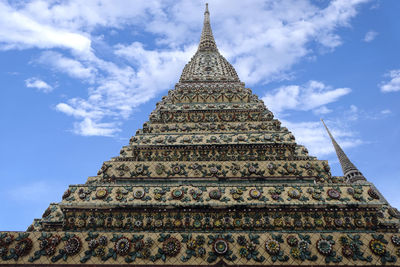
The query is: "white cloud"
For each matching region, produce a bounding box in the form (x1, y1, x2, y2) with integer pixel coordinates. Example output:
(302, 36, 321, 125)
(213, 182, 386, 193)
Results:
(0, 1, 91, 53)
(0, 0, 369, 136)
(73, 118, 120, 137)
(283, 119, 362, 157)
(53, 43, 195, 136)
(380, 69, 400, 92)
(381, 109, 391, 114)
(313, 106, 332, 115)
(363, 30, 378, 42)
(262, 80, 351, 114)
(25, 77, 53, 93)
(38, 51, 96, 81)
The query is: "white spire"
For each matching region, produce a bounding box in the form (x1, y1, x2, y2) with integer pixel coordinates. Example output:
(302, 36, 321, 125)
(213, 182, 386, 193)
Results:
(321, 119, 366, 183)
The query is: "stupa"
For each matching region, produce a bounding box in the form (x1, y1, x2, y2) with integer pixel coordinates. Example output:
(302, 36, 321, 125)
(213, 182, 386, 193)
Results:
(1, 4, 399, 266)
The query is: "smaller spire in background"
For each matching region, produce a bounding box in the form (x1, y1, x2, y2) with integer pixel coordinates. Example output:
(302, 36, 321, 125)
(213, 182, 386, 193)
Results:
(321, 119, 366, 183)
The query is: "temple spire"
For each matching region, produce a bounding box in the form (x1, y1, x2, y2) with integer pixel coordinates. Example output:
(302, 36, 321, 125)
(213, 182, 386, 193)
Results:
(321, 119, 366, 183)
(198, 3, 218, 52)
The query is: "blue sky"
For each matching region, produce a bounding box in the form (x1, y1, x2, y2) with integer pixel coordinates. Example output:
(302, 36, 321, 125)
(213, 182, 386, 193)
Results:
(0, 0, 399, 230)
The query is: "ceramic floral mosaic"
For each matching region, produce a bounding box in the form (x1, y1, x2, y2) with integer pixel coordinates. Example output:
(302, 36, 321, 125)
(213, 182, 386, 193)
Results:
(1, 4, 399, 266)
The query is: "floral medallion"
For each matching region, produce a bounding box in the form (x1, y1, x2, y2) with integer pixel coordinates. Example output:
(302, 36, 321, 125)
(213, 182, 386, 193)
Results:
(171, 188, 184, 199)
(193, 220, 202, 228)
(234, 219, 242, 228)
(65, 236, 82, 256)
(133, 189, 145, 199)
(327, 188, 340, 199)
(368, 188, 380, 199)
(172, 165, 181, 174)
(369, 239, 386, 256)
(213, 238, 228, 255)
(316, 238, 332, 255)
(162, 237, 181, 256)
(334, 218, 343, 227)
(355, 219, 364, 228)
(209, 189, 222, 200)
(15, 238, 33, 256)
(265, 239, 280, 255)
(95, 188, 108, 199)
(174, 219, 183, 228)
(114, 237, 130, 256)
(134, 220, 143, 228)
(288, 188, 301, 199)
(248, 165, 257, 173)
(267, 163, 275, 170)
(249, 188, 261, 199)
(135, 165, 144, 174)
(154, 219, 163, 228)
(347, 187, 354, 195)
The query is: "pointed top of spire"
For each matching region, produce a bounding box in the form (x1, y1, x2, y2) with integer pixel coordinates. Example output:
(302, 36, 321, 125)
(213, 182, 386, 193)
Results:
(321, 119, 366, 183)
(198, 3, 218, 52)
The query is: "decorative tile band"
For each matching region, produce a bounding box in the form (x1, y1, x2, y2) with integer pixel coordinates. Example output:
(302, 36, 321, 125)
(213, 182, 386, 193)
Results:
(1, 231, 399, 265)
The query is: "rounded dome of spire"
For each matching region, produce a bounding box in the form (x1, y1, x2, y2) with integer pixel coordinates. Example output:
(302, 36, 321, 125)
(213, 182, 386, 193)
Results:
(179, 4, 240, 83)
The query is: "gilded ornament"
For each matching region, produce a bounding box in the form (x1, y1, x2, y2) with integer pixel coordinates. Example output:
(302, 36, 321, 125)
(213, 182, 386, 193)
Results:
(249, 188, 261, 199)
(96, 189, 108, 199)
(369, 239, 386, 256)
(265, 239, 280, 255)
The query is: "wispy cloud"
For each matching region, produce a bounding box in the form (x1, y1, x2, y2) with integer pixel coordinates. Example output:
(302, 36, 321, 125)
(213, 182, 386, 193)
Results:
(282, 119, 362, 157)
(0, 0, 369, 136)
(262, 80, 351, 115)
(0, 1, 91, 53)
(363, 30, 378, 42)
(25, 77, 53, 93)
(38, 51, 96, 81)
(380, 69, 400, 92)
